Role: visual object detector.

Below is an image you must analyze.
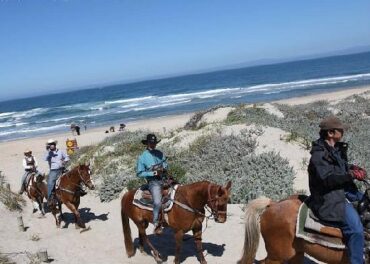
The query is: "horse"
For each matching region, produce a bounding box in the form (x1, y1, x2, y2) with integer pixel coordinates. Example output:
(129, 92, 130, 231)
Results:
(25, 172, 47, 215)
(121, 180, 232, 264)
(237, 194, 362, 264)
(49, 163, 95, 229)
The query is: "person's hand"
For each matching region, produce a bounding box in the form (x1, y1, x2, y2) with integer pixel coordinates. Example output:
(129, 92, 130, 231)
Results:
(350, 169, 367, 181)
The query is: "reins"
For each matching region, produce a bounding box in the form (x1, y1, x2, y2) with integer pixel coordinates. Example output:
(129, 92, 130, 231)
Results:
(58, 167, 91, 195)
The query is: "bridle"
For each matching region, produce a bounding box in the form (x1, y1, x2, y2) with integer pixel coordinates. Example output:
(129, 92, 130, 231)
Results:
(206, 183, 227, 220)
(59, 166, 93, 195)
(77, 167, 93, 187)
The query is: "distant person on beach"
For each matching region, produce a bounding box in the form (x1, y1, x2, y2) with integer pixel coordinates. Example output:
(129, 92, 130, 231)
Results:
(119, 123, 126, 131)
(18, 149, 39, 194)
(136, 133, 168, 235)
(75, 125, 81, 135)
(110, 126, 115, 132)
(307, 116, 367, 264)
(44, 139, 70, 203)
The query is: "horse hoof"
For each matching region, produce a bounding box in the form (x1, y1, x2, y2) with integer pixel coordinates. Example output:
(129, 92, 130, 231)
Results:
(80, 226, 91, 233)
(75, 224, 81, 229)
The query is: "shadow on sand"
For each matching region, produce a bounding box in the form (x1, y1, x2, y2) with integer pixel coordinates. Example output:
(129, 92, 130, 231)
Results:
(60, 207, 109, 228)
(133, 228, 225, 263)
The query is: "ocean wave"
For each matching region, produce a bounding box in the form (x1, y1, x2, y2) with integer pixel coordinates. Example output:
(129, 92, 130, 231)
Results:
(104, 96, 155, 105)
(132, 100, 192, 111)
(0, 123, 68, 137)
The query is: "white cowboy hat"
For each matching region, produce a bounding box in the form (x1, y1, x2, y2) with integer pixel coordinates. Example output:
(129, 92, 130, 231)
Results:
(46, 139, 58, 145)
(24, 149, 32, 154)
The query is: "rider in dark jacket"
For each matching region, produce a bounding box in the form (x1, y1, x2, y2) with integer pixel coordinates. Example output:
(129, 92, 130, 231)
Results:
(308, 116, 367, 264)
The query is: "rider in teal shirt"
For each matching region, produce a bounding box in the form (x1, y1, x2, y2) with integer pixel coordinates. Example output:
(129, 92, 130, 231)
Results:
(136, 134, 168, 235)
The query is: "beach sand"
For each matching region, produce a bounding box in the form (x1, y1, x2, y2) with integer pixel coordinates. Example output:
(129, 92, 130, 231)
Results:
(0, 86, 369, 263)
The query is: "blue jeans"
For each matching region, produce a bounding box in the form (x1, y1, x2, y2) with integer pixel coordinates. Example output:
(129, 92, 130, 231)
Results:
(341, 192, 364, 264)
(47, 169, 63, 199)
(148, 180, 162, 224)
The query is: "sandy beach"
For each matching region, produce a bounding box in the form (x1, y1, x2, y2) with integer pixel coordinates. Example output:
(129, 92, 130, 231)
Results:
(0, 86, 369, 264)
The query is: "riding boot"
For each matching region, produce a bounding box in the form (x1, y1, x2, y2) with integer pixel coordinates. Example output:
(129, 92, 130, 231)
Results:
(78, 186, 87, 197)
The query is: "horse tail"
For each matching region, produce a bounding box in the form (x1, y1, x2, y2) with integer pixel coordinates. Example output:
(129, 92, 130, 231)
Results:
(237, 197, 271, 264)
(121, 194, 135, 257)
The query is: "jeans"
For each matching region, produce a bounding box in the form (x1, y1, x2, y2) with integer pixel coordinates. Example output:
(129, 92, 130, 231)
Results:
(47, 169, 63, 199)
(148, 179, 162, 224)
(20, 171, 30, 191)
(341, 192, 364, 264)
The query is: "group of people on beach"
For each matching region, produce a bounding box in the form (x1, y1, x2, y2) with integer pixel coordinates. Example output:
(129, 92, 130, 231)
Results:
(18, 139, 85, 204)
(18, 115, 368, 262)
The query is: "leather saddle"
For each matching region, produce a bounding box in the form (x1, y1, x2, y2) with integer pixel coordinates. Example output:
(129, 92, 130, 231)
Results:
(139, 184, 171, 204)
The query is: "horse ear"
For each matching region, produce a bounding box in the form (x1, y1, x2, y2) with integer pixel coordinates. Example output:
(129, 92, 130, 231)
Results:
(225, 180, 232, 191)
(85, 161, 90, 167)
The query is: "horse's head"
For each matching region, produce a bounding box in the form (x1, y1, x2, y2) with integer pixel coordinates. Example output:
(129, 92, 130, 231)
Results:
(207, 181, 232, 223)
(35, 173, 45, 183)
(77, 162, 95, 190)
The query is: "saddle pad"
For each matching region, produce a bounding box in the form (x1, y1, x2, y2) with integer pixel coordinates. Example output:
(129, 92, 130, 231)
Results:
(296, 202, 345, 249)
(133, 184, 179, 212)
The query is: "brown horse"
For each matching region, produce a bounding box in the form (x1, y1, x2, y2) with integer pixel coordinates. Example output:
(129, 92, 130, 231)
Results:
(25, 173, 47, 215)
(238, 195, 349, 264)
(49, 163, 95, 229)
(121, 180, 232, 264)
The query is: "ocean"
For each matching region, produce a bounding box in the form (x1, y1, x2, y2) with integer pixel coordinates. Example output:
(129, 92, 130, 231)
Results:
(1, 51, 370, 142)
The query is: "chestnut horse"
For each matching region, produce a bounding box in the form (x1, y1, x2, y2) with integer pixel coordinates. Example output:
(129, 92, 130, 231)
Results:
(121, 180, 232, 264)
(49, 164, 95, 229)
(238, 195, 349, 264)
(25, 173, 47, 215)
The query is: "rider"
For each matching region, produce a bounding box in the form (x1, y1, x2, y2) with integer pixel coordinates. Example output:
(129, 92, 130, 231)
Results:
(44, 139, 70, 203)
(18, 149, 39, 194)
(137, 133, 168, 235)
(308, 116, 367, 264)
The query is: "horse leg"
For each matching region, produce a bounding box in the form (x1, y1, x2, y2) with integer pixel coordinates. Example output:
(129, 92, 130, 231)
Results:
(192, 228, 207, 264)
(174, 229, 184, 264)
(64, 201, 85, 229)
(138, 225, 162, 263)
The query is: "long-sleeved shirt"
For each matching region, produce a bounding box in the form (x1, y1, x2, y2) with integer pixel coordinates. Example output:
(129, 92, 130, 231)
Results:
(23, 156, 38, 171)
(44, 149, 69, 170)
(136, 149, 168, 179)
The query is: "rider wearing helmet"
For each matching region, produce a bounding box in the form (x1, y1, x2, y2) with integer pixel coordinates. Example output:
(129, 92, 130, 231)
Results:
(18, 149, 39, 194)
(44, 139, 69, 202)
(136, 134, 168, 235)
(308, 116, 367, 264)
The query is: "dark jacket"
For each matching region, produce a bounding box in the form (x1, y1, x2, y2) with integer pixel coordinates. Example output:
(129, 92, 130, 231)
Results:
(307, 138, 358, 224)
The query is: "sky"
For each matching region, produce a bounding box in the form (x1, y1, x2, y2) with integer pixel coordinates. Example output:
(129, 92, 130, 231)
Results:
(0, 0, 370, 100)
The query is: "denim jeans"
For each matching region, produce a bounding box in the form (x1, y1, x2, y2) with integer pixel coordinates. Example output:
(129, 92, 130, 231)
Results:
(341, 191, 364, 264)
(47, 169, 63, 199)
(20, 171, 30, 189)
(148, 179, 163, 224)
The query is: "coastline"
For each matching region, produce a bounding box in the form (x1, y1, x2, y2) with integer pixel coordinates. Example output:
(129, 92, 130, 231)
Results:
(0, 85, 369, 263)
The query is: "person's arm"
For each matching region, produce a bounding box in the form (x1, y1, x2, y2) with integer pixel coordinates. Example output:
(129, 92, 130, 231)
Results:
(23, 159, 30, 170)
(62, 151, 70, 162)
(136, 155, 154, 178)
(33, 157, 38, 168)
(162, 154, 168, 170)
(310, 153, 352, 190)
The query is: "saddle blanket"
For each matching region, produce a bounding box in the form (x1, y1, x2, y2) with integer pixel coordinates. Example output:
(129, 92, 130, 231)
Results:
(133, 184, 179, 212)
(296, 202, 345, 249)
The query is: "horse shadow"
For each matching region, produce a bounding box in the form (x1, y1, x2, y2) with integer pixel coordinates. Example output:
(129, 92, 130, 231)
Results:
(133, 228, 225, 263)
(61, 207, 109, 228)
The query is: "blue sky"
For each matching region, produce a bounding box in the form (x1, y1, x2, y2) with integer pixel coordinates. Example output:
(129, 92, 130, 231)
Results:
(0, 0, 370, 100)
